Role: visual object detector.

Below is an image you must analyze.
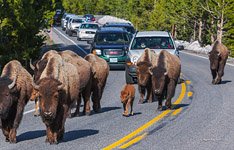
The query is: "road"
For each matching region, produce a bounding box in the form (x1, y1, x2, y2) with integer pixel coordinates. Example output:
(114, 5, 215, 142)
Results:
(1, 26, 234, 150)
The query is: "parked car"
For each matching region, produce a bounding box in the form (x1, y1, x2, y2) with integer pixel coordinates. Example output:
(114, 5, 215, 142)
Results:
(53, 12, 62, 26)
(77, 22, 99, 41)
(125, 31, 179, 83)
(83, 14, 96, 22)
(66, 16, 85, 36)
(62, 14, 75, 31)
(103, 22, 136, 39)
(89, 27, 131, 69)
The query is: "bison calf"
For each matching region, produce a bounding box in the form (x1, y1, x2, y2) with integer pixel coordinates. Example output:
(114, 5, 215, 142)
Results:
(120, 84, 135, 117)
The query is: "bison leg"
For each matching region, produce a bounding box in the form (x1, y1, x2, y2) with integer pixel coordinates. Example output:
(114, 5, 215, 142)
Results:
(138, 85, 145, 104)
(82, 90, 91, 116)
(92, 88, 101, 113)
(9, 128, 17, 143)
(72, 94, 81, 117)
(146, 84, 153, 103)
(165, 80, 176, 109)
(34, 100, 40, 117)
(122, 103, 128, 116)
(130, 98, 134, 116)
(1, 120, 10, 142)
(157, 95, 163, 111)
(216, 60, 227, 84)
(211, 69, 217, 84)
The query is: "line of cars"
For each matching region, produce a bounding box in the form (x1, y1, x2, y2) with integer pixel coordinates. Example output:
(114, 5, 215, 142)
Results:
(56, 13, 182, 84)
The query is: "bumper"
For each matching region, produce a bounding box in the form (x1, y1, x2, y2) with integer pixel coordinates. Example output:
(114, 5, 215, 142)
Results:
(78, 33, 95, 39)
(99, 55, 127, 69)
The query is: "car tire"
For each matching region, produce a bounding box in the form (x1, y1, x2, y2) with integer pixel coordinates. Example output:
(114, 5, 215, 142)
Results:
(62, 27, 65, 31)
(125, 68, 135, 84)
(68, 30, 72, 36)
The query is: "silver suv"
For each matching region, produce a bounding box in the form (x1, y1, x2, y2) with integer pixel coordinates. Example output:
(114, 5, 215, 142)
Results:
(125, 31, 179, 84)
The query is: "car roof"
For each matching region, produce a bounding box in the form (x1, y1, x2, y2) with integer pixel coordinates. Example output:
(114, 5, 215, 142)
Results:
(97, 27, 128, 33)
(105, 22, 133, 27)
(72, 16, 85, 20)
(81, 22, 99, 25)
(136, 31, 170, 37)
(83, 14, 94, 17)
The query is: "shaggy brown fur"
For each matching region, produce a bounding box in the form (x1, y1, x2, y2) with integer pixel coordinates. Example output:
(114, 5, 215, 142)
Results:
(0, 60, 33, 143)
(136, 48, 158, 103)
(120, 84, 135, 116)
(33, 56, 80, 144)
(59, 50, 92, 117)
(150, 50, 181, 110)
(84, 54, 109, 113)
(209, 40, 229, 84)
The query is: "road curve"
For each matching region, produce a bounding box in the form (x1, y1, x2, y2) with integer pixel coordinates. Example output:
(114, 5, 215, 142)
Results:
(1, 26, 234, 150)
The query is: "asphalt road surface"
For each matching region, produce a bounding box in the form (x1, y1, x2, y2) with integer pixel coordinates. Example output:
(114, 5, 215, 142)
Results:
(1, 26, 234, 150)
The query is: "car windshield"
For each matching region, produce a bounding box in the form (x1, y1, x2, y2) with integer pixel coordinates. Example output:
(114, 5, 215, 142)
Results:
(130, 37, 175, 49)
(80, 24, 98, 29)
(96, 33, 129, 44)
(73, 19, 83, 23)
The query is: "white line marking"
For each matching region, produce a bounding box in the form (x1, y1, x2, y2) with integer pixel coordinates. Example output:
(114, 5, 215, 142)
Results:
(181, 51, 234, 67)
(24, 109, 35, 115)
(53, 27, 88, 55)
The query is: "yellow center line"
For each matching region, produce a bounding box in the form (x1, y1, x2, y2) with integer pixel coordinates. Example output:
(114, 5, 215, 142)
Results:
(185, 80, 191, 85)
(102, 83, 186, 150)
(119, 132, 148, 149)
(171, 108, 183, 116)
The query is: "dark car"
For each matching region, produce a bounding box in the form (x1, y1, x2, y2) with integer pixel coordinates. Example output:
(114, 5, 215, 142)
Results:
(103, 22, 136, 39)
(83, 14, 95, 22)
(89, 27, 131, 69)
(53, 12, 62, 26)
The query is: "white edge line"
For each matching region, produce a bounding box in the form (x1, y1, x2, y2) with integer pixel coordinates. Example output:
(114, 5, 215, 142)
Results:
(181, 51, 234, 67)
(53, 27, 88, 55)
(24, 109, 35, 115)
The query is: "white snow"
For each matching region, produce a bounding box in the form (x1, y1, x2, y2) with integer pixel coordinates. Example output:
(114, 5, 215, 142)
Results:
(97, 15, 132, 26)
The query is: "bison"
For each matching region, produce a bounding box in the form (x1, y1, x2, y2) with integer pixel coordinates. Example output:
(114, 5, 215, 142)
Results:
(0, 60, 33, 143)
(136, 48, 158, 103)
(33, 55, 80, 144)
(59, 50, 92, 117)
(120, 84, 135, 117)
(209, 40, 229, 84)
(150, 50, 181, 110)
(29, 50, 59, 116)
(84, 54, 109, 113)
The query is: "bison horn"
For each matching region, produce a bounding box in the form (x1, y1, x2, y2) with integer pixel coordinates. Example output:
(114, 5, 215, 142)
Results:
(149, 67, 153, 75)
(8, 77, 17, 89)
(164, 72, 168, 76)
(218, 52, 221, 56)
(29, 59, 35, 70)
(32, 79, 40, 90)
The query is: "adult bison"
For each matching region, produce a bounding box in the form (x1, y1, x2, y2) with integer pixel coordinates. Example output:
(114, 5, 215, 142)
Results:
(30, 50, 58, 116)
(136, 48, 158, 103)
(150, 50, 181, 110)
(84, 54, 109, 113)
(59, 50, 92, 117)
(209, 40, 229, 84)
(33, 55, 80, 144)
(0, 60, 33, 143)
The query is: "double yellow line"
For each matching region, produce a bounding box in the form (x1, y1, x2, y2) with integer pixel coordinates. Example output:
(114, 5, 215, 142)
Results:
(103, 82, 187, 150)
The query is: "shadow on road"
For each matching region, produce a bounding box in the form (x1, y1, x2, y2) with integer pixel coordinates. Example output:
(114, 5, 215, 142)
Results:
(220, 80, 232, 84)
(17, 130, 46, 142)
(62, 129, 99, 142)
(171, 104, 189, 110)
(91, 106, 121, 115)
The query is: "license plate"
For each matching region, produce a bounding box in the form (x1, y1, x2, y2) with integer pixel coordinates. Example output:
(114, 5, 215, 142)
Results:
(110, 58, 118, 63)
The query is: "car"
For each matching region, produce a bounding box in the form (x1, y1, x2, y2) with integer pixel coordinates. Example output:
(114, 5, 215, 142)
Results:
(77, 23, 99, 41)
(62, 14, 76, 31)
(66, 16, 85, 36)
(125, 31, 179, 84)
(89, 27, 131, 69)
(83, 14, 96, 22)
(61, 13, 73, 30)
(53, 11, 62, 26)
(103, 22, 136, 36)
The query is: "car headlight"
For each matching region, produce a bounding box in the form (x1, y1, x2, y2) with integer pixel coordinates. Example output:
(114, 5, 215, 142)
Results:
(93, 49, 101, 55)
(132, 56, 139, 64)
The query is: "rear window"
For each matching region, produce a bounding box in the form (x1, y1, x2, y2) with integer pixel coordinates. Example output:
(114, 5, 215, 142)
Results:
(80, 24, 99, 29)
(130, 37, 174, 50)
(73, 19, 83, 23)
(95, 32, 129, 45)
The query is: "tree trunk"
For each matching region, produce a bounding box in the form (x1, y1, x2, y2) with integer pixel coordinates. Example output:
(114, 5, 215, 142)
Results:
(210, 16, 215, 43)
(217, 9, 224, 43)
(193, 20, 197, 42)
(171, 24, 176, 39)
(198, 19, 202, 43)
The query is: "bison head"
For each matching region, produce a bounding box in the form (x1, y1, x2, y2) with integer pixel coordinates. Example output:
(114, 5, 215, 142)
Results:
(33, 78, 64, 122)
(150, 66, 167, 96)
(0, 77, 18, 119)
(136, 62, 152, 86)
